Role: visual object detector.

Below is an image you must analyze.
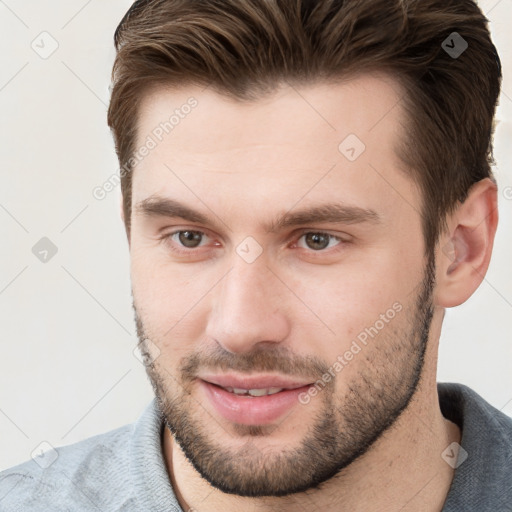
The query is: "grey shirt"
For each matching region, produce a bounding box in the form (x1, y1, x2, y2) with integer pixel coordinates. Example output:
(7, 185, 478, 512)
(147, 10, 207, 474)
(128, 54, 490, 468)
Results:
(1, 382, 511, 511)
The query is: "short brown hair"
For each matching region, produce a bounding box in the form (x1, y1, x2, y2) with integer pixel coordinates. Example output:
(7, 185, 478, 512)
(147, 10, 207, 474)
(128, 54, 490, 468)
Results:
(107, 0, 501, 253)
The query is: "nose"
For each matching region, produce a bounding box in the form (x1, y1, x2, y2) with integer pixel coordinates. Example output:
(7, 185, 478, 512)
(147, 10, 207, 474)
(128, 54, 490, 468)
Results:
(205, 254, 291, 354)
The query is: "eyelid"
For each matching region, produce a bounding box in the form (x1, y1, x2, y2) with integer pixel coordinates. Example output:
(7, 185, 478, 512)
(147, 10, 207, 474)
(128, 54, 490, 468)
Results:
(293, 228, 346, 238)
(292, 227, 351, 241)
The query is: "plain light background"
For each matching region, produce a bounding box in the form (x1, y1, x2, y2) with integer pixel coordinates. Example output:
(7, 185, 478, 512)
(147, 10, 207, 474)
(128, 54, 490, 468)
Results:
(0, 0, 511, 472)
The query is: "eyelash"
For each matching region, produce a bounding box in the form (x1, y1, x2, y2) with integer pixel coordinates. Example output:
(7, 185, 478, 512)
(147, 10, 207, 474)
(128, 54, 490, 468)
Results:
(159, 229, 347, 257)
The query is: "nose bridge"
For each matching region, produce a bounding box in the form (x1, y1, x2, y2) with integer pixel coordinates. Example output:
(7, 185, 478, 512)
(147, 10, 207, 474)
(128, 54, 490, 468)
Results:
(227, 255, 270, 310)
(206, 251, 289, 352)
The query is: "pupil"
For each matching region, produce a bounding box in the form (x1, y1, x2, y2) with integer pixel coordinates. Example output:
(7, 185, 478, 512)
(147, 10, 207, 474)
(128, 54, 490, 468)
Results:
(306, 233, 329, 250)
(179, 231, 202, 248)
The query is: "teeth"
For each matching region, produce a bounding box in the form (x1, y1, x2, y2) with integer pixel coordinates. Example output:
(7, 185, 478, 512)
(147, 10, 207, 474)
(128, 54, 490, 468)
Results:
(224, 386, 284, 396)
(266, 387, 284, 395)
(248, 388, 269, 397)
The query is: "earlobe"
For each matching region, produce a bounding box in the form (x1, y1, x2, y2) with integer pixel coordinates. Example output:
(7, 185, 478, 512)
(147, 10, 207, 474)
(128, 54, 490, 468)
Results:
(434, 178, 498, 308)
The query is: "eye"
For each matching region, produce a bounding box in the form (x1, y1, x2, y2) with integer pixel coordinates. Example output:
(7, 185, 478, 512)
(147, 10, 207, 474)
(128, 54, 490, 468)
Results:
(166, 230, 210, 249)
(296, 232, 342, 251)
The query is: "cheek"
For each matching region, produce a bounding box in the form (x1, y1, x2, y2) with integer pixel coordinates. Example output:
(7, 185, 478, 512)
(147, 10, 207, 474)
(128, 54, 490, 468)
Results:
(279, 252, 414, 353)
(130, 254, 217, 342)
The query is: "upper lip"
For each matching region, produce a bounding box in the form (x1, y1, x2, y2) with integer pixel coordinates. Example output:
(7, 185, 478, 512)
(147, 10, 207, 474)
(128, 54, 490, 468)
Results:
(200, 374, 314, 390)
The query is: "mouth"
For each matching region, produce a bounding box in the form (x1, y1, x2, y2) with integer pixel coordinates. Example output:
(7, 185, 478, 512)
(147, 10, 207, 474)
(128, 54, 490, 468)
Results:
(199, 373, 314, 392)
(213, 384, 285, 396)
(205, 381, 311, 397)
(207, 383, 288, 397)
(199, 377, 315, 425)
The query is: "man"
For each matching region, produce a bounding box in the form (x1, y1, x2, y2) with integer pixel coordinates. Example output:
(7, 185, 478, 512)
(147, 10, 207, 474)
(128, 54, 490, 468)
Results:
(1, 0, 510, 510)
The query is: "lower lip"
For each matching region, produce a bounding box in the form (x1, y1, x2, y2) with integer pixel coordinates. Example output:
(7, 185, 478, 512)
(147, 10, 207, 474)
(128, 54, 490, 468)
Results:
(200, 380, 312, 425)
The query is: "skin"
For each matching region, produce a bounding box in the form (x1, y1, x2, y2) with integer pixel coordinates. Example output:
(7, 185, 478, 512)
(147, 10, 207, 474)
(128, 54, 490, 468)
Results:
(124, 73, 498, 511)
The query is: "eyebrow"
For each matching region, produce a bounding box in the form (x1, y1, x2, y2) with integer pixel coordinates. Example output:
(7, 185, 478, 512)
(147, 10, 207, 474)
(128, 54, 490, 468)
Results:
(134, 195, 381, 232)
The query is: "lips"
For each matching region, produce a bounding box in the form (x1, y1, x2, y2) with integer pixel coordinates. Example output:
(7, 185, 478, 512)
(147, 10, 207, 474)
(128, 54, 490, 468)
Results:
(199, 373, 313, 391)
(199, 378, 314, 425)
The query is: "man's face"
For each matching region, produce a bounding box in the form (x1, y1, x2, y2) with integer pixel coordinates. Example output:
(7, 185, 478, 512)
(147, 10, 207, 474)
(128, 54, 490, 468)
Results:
(129, 74, 436, 496)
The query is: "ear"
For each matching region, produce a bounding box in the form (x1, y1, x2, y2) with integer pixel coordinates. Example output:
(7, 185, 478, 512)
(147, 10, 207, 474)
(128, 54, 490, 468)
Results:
(434, 178, 498, 308)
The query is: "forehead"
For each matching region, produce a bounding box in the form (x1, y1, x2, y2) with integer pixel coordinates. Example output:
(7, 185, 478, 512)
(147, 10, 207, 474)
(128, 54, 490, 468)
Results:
(131, 73, 417, 221)
(135, 72, 406, 152)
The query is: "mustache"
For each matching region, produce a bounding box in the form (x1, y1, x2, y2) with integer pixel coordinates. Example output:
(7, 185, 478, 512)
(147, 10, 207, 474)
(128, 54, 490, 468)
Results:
(178, 343, 329, 384)
(133, 303, 328, 382)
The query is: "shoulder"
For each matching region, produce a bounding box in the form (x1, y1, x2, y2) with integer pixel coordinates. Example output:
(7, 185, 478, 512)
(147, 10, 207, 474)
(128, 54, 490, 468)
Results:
(438, 382, 512, 510)
(0, 422, 136, 511)
(439, 381, 512, 444)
